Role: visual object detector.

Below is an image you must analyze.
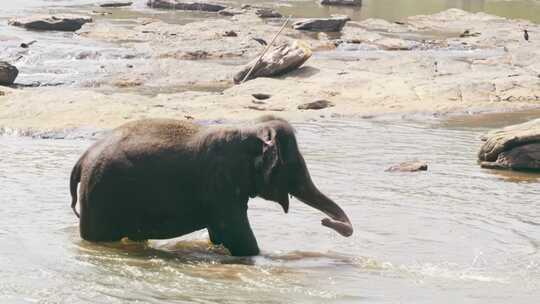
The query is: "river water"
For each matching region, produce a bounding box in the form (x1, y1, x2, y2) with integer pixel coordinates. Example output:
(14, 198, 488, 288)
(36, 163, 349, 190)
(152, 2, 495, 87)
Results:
(1, 114, 539, 303)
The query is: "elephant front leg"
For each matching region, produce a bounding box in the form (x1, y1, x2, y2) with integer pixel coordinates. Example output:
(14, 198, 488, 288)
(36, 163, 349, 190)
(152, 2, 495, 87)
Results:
(208, 227, 224, 245)
(209, 203, 260, 257)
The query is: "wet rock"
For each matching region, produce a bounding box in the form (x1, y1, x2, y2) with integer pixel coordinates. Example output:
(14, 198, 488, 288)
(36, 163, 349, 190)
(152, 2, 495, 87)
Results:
(233, 40, 312, 84)
(292, 16, 350, 32)
(223, 30, 238, 37)
(146, 0, 226, 12)
(218, 8, 244, 16)
(0, 62, 19, 85)
(386, 161, 428, 172)
(8, 14, 92, 31)
(252, 93, 271, 100)
(297, 100, 334, 110)
(320, 0, 361, 5)
(255, 8, 283, 18)
(478, 119, 540, 171)
(99, 1, 133, 7)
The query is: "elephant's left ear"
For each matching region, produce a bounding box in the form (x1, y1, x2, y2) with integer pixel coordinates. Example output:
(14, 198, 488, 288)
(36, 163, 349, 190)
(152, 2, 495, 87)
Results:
(257, 127, 281, 184)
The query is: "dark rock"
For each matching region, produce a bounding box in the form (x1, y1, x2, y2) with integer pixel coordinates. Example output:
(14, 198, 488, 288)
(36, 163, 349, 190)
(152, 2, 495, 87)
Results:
(99, 1, 133, 7)
(292, 16, 350, 32)
(234, 41, 312, 84)
(255, 8, 283, 18)
(0, 62, 19, 85)
(20, 40, 37, 48)
(8, 14, 93, 31)
(478, 119, 540, 171)
(386, 161, 428, 172)
(320, 0, 361, 5)
(252, 93, 271, 100)
(297, 99, 334, 110)
(223, 30, 238, 37)
(146, 0, 226, 12)
(218, 8, 244, 16)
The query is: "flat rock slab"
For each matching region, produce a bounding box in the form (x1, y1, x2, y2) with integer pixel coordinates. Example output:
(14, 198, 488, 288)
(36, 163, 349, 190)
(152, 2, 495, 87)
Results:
(0, 62, 19, 85)
(479, 119, 540, 171)
(292, 16, 350, 32)
(320, 0, 361, 6)
(147, 0, 226, 12)
(298, 100, 334, 110)
(386, 161, 428, 172)
(234, 40, 312, 84)
(8, 14, 92, 31)
(99, 1, 133, 7)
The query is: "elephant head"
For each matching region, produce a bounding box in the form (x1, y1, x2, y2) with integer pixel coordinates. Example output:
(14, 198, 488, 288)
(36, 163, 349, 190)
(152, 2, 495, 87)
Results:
(245, 116, 353, 237)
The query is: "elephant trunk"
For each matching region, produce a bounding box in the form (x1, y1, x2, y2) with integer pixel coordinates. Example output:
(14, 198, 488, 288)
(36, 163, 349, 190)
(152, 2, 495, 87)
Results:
(291, 166, 353, 237)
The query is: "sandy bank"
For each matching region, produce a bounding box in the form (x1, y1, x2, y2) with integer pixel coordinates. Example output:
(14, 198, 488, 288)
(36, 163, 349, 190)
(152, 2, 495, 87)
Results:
(0, 8, 539, 133)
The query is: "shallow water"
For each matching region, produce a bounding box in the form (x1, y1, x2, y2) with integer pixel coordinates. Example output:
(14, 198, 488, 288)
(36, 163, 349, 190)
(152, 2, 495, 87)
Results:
(2, 0, 540, 91)
(0, 117, 539, 303)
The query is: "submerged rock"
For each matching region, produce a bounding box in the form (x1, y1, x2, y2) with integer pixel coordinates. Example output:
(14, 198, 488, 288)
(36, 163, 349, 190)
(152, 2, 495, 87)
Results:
(0, 62, 19, 85)
(292, 16, 350, 32)
(298, 100, 334, 110)
(146, 0, 226, 12)
(8, 14, 92, 31)
(478, 119, 540, 171)
(233, 41, 312, 84)
(386, 161, 428, 172)
(320, 0, 361, 6)
(99, 1, 133, 7)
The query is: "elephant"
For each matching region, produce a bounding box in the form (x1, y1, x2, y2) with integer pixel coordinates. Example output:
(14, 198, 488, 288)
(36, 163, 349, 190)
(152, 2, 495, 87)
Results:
(70, 115, 353, 256)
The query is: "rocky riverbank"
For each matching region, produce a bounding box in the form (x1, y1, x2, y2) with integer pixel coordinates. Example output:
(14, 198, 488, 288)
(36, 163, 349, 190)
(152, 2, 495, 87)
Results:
(0, 5, 539, 133)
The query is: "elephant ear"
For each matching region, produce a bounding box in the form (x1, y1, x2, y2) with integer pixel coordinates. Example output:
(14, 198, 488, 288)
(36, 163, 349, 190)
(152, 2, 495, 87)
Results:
(250, 126, 290, 213)
(257, 127, 280, 184)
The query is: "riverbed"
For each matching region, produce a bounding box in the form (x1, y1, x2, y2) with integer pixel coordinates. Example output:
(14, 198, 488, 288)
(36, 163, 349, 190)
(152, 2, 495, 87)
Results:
(1, 114, 539, 303)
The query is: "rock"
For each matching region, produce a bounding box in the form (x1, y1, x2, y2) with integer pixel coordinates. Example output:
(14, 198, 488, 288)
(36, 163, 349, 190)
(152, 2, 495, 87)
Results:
(99, 1, 133, 7)
(252, 93, 271, 100)
(292, 16, 350, 32)
(0, 62, 19, 85)
(233, 40, 312, 84)
(218, 8, 244, 16)
(478, 119, 540, 171)
(223, 30, 238, 37)
(20, 40, 37, 48)
(255, 8, 283, 18)
(146, 0, 226, 12)
(297, 100, 334, 110)
(8, 14, 92, 31)
(320, 0, 361, 6)
(386, 161, 428, 172)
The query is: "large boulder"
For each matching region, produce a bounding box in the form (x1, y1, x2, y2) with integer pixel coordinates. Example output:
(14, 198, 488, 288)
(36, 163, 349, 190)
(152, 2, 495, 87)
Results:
(478, 119, 540, 171)
(292, 16, 350, 32)
(0, 62, 19, 85)
(233, 40, 312, 84)
(146, 0, 226, 12)
(8, 14, 92, 31)
(320, 0, 361, 5)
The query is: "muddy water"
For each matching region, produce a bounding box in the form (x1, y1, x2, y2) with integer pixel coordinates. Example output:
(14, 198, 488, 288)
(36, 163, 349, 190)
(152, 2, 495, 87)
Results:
(1, 116, 539, 303)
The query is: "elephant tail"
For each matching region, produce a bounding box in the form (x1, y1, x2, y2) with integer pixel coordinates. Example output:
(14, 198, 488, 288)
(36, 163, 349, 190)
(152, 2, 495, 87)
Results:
(70, 158, 82, 218)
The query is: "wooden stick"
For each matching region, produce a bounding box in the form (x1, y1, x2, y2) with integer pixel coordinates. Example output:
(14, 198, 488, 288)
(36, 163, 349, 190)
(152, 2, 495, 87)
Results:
(241, 15, 292, 84)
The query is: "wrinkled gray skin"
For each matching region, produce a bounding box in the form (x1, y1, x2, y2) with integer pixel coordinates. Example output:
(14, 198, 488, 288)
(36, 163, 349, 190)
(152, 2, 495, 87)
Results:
(70, 115, 353, 256)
